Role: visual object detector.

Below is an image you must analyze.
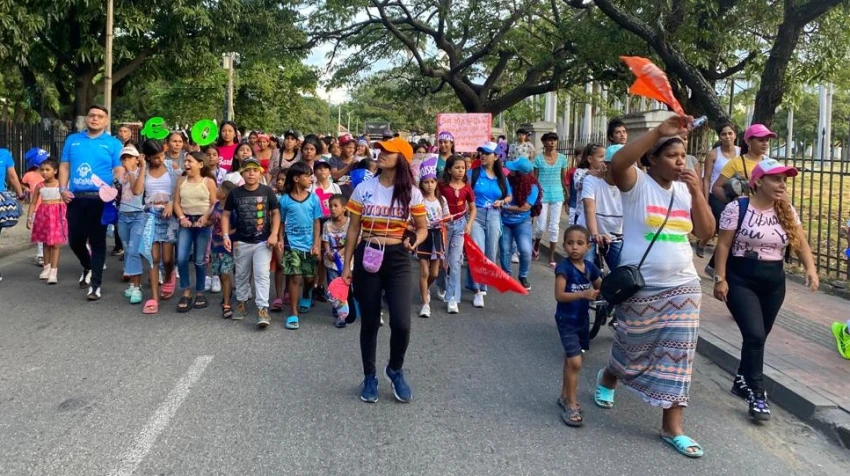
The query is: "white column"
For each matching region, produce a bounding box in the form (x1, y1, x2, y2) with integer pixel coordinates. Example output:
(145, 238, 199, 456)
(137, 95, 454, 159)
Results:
(544, 92, 557, 123)
(624, 95, 631, 114)
(582, 83, 593, 140)
(826, 83, 834, 160)
(786, 109, 794, 159)
(599, 87, 609, 141)
(816, 84, 827, 163)
(562, 95, 571, 139)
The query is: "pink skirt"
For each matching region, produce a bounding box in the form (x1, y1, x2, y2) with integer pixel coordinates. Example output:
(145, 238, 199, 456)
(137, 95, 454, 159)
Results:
(31, 202, 68, 246)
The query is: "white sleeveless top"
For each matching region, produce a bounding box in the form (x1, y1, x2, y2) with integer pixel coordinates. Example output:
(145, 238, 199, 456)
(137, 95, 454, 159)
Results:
(709, 146, 740, 188)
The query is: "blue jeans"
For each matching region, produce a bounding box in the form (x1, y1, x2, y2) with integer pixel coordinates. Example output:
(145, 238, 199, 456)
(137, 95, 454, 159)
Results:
(500, 218, 532, 278)
(470, 208, 502, 292)
(117, 212, 145, 276)
(588, 240, 623, 271)
(176, 219, 212, 292)
(444, 216, 467, 303)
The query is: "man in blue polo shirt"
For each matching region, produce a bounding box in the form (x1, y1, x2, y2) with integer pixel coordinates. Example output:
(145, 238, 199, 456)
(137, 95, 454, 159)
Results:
(59, 105, 123, 300)
(0, 147, 25, 283)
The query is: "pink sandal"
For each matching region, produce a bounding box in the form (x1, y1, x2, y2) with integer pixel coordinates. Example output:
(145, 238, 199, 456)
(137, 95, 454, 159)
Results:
(142, 299, 159, 314)
(160, 273, 176, 299)
(270, 298, 284, 312)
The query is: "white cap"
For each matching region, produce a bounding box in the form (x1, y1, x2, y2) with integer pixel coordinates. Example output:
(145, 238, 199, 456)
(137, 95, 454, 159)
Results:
(120, 145, 140, 157)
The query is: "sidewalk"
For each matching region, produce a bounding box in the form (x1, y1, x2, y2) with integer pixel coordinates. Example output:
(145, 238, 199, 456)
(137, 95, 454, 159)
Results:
(544, 213, 850, 448)
(0, 203, 35, 260)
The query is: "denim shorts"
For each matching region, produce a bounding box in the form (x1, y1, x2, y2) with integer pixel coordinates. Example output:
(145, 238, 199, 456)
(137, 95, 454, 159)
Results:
(556, 313, 590, 358)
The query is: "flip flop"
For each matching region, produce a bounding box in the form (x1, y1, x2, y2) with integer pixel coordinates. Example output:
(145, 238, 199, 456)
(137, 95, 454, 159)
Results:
(298, 297, 312, 314)
(194, 294, 209, 309)
(270, 298, 284, 312)
(142, 299, 159, 315)
(661, 434, 704, 458)
(176, 295, 194, 313)
(594, 369, 615, 409)
(285, 315, 300, 330)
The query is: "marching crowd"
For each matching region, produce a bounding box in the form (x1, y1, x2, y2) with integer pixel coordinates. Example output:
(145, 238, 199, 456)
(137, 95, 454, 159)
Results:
(3, 105, 850, 460)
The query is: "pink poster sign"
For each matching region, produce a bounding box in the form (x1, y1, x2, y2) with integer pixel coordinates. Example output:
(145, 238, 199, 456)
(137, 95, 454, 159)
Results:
(437, 113, 492, 153)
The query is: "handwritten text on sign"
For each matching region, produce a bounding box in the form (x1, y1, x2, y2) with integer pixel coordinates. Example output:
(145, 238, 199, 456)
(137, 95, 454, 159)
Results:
(437, 113, 492, 153)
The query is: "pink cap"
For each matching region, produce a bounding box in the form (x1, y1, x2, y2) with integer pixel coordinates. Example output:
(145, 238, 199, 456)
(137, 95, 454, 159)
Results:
(749, 158, 798, 186)
(744, 124, 777, 142)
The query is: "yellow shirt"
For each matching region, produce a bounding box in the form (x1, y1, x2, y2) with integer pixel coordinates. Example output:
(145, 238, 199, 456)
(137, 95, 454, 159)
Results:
(719, 156, 760, 181)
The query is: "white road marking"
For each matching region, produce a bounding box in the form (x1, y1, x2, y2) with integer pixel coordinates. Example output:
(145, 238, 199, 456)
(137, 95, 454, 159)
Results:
(111, 355, 214, 476)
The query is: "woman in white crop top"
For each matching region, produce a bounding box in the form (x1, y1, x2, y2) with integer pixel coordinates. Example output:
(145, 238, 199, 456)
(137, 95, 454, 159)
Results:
(698, 123, 740, 257)
(597, 116, 714, 458)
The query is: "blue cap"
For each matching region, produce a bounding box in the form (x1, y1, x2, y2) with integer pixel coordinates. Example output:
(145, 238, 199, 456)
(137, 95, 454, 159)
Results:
(477, 141, 498, 155)
(25, 148, 49, 169)
(604, 144, 624, 162)
(505, 157, 533, 174)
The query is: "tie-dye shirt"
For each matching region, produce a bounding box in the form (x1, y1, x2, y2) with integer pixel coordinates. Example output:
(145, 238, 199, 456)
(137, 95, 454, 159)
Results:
(619, 169, 697, 287)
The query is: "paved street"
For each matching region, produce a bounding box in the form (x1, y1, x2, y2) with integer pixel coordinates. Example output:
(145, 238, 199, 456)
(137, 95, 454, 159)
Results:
(0, 248, 848, 476)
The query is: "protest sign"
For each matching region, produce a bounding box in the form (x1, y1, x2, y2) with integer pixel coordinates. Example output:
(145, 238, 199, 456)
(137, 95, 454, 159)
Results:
(140, 117, 219, 146)
(437, 113, 492, 153)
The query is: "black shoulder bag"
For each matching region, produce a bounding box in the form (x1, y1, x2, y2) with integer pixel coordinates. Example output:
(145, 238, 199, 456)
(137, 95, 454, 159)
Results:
(600, 187, 676, 305)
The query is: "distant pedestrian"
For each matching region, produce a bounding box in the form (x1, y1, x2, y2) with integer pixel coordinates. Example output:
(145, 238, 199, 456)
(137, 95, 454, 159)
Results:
(533, 132, 568, 268)
(712, 159, 818, 421)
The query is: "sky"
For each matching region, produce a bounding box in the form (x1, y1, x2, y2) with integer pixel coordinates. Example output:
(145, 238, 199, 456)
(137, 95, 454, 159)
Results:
(307, 43, 351, 104)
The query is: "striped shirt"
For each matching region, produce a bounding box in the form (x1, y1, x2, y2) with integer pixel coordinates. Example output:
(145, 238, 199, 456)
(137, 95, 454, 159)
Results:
(346, 177, 426, 240)
(533, 153, 567, 203)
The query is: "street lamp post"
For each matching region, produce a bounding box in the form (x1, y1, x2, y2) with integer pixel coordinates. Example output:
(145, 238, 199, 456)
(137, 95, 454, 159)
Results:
(347, 111, 353, 133)
(104, 0, 114, 130)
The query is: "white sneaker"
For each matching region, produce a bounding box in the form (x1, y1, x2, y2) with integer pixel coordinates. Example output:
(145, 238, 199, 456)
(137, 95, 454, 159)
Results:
(211, 276, 222, 293)
(204, 276, 212, 292)
(447, 301, 459, 314)
(511, 253, 519, 263)
(473, 292, 484, 308)
(47, 269, 58, 285)
(436, 289, 446, 302)
(39, 265, 52, 280)
(419, 303, 431, 318)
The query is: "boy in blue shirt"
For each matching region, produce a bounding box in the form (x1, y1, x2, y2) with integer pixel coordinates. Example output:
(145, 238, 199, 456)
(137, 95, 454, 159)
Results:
(554, 224, 601, 427)
(278, 162, 323, 330)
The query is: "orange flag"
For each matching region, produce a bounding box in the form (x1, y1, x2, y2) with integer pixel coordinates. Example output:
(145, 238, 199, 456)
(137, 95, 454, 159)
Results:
(463, 234, 529, 295)
(620, 56, 684, 115)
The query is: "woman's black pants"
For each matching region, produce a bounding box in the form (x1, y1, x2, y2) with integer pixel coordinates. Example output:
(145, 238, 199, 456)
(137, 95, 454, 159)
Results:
(353, 242, 412, 377)
(725, 257, 786, 392)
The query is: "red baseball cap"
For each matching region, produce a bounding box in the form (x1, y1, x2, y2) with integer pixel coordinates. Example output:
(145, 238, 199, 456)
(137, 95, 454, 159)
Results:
(338, 134, 355, 146)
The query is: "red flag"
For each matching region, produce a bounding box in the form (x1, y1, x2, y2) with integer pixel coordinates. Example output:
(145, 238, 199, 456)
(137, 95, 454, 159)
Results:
(463, 234, 528, 295)
(620, 56, 684, 115)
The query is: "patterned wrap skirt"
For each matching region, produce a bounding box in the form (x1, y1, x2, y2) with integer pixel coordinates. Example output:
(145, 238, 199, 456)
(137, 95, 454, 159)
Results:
(31, 202, 68, 246)
(607, 279, 701, 408)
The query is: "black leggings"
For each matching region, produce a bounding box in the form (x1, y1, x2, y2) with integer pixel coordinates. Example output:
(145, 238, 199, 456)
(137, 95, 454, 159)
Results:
(725, 257, 785, 392)
(67, 197, 107, 287)
(353, 242, 412, 376)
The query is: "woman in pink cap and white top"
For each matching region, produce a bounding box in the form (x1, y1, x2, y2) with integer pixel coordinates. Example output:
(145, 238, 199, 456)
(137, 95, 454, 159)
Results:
(713, 158, 818, 423)
(711, 123, 775, 203)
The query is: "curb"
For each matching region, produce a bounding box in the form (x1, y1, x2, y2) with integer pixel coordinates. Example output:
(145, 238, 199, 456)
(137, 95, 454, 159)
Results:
(540, 242, 850, 449)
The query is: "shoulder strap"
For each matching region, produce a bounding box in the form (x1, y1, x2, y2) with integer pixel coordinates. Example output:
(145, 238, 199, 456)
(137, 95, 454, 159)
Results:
(741, 156, 748, 179)
(735, 196, 749, 237)
(637, 186, 676, 269)
(470, 167, 481, 190)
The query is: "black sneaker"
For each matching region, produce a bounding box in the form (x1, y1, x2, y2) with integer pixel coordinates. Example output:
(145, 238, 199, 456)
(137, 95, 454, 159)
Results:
(111, 248, 124, 257)
(79, 269, 92, 289)
(87, 286, 102, 301)
(313, 285, 328, 303)
(519, 277, 531, 291)
(731, 374, 752, 400)
(749, 390, 771, 421)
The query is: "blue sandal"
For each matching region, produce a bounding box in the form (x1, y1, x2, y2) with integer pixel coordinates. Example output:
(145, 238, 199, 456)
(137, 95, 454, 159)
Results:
(285, 315, 300, 330)
(298, 297, 312, 314)
(594, 369, 615, 409)
(661, 434, 704, 458)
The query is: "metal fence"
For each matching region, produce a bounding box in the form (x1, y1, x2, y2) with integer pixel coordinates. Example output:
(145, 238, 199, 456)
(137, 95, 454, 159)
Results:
(0, 121, 70, 175)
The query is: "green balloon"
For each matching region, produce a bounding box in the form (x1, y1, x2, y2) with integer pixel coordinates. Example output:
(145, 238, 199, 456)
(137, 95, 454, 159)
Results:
(141, 117, 168, 140)
(191, 119, 219, 146)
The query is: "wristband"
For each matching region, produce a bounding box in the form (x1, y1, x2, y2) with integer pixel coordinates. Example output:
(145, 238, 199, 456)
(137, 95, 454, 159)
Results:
(59, 187, 69, 192)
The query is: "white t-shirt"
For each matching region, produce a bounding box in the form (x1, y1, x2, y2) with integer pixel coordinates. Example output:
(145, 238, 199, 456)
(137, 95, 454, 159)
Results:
(580, 175, 623, 236)
(571, 168, 590, 224)
(619, 169, 697, 287)
(423, 196, 450, 228)
(223, 171, 245, 187)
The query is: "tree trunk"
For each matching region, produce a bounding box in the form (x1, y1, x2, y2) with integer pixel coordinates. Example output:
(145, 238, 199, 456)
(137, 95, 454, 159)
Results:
(73, 67, 96, 127)
(751, 20, 801, 127)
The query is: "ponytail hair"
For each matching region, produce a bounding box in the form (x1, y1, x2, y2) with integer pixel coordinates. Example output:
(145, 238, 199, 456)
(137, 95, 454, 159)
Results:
(774, 199, 802, 250)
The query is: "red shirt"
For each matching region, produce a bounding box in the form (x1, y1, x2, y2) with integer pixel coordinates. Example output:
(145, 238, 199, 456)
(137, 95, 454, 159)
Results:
(438, 183, 475, 218)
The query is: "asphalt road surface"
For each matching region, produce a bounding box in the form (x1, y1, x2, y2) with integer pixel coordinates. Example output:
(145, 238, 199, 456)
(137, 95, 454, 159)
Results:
(0, 248, 848, 476)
